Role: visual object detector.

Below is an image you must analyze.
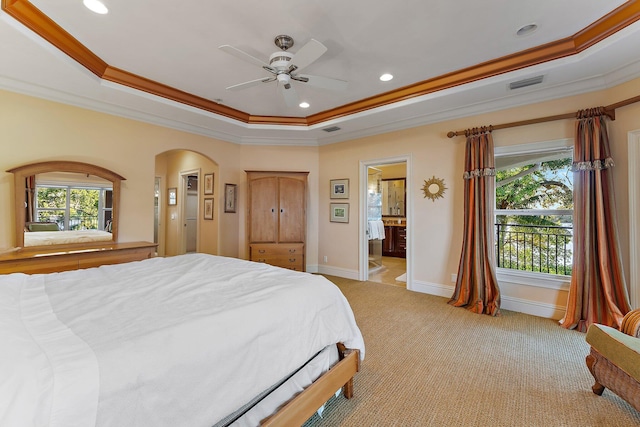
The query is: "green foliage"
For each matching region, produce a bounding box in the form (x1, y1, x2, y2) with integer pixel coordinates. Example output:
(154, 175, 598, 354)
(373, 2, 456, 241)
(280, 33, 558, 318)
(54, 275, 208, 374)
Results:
(496, 157, 573, 211)
(37, 186, 101, 230)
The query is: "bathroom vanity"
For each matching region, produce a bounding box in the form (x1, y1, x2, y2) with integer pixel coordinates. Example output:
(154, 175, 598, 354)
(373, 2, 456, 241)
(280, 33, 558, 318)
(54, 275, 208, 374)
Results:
(382, 218, 406, 258)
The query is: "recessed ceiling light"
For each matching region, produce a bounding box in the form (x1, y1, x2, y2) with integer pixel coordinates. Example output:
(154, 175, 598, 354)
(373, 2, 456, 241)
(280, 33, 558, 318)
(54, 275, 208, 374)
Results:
(83, 0, 109, 14)
(516, 23, 538, 37)
(380, 73, 393, 82)
(299, 102, 310, 109)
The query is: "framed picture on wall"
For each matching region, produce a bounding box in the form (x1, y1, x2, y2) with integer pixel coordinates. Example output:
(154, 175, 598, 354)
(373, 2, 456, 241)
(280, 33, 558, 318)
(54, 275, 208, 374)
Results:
(330, 203, 349, 223)
(204, 198, 213, 220)
(224, 183, 237, 213)
(330, 179, 349, 199)
(204, 173, 214, 195)
(168, 187, 177, 205)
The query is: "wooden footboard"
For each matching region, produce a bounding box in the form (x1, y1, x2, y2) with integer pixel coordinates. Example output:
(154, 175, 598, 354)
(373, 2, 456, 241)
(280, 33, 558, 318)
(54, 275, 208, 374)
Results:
(261, 344, 360, 426)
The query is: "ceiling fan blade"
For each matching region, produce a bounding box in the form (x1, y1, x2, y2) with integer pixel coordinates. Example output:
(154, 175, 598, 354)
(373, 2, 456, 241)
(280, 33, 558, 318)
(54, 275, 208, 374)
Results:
(226, 77, 275, 91)
(279, 83, 299, 108)
(219, 45, 269, 68)
(290, 39, 327, 72)
(298, 74, 348, 91)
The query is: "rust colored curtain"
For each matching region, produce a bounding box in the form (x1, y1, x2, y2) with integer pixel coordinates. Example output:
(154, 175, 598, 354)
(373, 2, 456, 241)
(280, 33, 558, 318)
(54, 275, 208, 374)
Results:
(449, 127, 501, 316)
(25, 175, 36, 223)
(560, 108, 631, 332)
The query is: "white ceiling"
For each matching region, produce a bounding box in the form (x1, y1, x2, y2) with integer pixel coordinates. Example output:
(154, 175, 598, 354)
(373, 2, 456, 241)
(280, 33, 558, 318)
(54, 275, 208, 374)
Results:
(1, 0, 640, 145)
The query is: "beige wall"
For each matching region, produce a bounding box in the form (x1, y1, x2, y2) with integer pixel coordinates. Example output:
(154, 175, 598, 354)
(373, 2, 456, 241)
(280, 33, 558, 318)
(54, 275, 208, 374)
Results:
(2, 76, 639, 319)
(0, 90, 243, 257)
(317, 82, 640, 318)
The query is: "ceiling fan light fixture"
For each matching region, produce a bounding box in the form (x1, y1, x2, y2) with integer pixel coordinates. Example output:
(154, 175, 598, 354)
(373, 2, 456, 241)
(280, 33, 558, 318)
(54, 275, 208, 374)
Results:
(380, 73, 393, 82)
(83, 0, 109, 14)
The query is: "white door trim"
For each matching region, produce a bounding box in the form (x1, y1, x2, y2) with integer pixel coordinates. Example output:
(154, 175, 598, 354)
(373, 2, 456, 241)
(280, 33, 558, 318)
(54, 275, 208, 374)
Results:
(359, 155, 413, 289)
(180, 169, 200, 255)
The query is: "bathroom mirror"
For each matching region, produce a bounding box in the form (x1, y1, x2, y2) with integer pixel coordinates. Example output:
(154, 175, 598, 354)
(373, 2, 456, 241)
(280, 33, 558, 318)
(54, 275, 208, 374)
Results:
(8, 161, 124, 248)
(382, 178, 406, 217)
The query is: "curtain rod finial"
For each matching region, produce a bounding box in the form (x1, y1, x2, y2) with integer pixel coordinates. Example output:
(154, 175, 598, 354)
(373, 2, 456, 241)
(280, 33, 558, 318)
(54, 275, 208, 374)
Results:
(447, 131, 457, 138)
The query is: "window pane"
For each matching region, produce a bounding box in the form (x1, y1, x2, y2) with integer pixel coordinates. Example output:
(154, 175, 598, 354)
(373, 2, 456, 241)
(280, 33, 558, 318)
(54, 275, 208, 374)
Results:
(495, 151, 573, 276)
(37, 187, 66, 209)
(495, 214, 573, 276)
(70, 188, 100, 230)
(496, 157, 573, 210)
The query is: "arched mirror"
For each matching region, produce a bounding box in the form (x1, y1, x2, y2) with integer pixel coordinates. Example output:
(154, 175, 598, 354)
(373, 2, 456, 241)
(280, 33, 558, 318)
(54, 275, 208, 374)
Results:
(8, 161, 124, 248)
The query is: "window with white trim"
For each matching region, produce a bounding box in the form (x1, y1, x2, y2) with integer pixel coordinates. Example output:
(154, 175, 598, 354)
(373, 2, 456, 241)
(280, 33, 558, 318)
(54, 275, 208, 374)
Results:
(494, 140, 573, 277)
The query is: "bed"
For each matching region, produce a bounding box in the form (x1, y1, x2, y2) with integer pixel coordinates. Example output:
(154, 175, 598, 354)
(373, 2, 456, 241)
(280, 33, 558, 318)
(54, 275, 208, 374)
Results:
(0, 253, 365, 426)
(23, 229, 114, 247)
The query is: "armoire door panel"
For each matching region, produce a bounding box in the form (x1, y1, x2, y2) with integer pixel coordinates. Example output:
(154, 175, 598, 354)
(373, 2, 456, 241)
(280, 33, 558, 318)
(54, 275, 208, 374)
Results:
(249, 177, 278, 242)
(278, 177, 305, 243)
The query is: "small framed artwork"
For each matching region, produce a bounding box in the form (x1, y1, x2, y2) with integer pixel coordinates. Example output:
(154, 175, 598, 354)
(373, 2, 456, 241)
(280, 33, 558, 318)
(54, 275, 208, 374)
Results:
(204, 198, 214, 220)
(330, 203, 349, 223)
(204, 173, 214, 195)
(168, 187, 177, 205)
(224, 183, 237, 213)
(330, 179, 349, 199)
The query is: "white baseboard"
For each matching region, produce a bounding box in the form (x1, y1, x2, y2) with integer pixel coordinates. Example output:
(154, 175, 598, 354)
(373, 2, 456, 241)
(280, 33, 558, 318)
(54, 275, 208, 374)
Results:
(410, 280, 454, 298)
(306, 264, 319, 274)
(317, 265, 359, 280)
(317, 269, 566, 320)
(501, 295, 565, 320)
(410, 280, 565, 320)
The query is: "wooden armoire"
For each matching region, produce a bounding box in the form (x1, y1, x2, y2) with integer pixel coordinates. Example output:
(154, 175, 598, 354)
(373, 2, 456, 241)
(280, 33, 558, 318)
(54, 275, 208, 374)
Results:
(246, 171, 308, 271)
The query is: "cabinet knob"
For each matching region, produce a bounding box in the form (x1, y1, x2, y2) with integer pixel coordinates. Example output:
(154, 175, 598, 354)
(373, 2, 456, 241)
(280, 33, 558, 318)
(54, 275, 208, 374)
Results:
(288, 249, 296, 253)
(258, 249, 266, 253)
(289, 258, 296, 263)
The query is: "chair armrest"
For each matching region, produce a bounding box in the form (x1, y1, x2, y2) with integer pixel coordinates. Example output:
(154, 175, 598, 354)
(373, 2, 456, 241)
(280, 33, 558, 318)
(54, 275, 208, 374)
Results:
(621, 309, 640, 338)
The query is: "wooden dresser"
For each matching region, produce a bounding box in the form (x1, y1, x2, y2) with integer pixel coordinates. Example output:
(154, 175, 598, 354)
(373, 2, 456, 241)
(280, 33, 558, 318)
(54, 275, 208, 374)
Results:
(0, 241, 157, 275)
(246, 171, 308, 271)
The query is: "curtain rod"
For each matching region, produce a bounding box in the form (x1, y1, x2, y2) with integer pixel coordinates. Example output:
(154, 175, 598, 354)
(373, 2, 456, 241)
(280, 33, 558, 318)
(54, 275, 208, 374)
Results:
(446, 93, 640, 138)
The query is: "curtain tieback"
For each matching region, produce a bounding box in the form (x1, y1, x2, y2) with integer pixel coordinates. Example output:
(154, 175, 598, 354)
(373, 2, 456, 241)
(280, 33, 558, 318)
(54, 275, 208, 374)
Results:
(572, 158, 615, 171)
(463, 167, 496, 180)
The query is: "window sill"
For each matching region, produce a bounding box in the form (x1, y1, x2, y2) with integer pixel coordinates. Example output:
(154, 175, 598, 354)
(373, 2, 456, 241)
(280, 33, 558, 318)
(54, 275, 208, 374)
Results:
(496, 268, 570, 291)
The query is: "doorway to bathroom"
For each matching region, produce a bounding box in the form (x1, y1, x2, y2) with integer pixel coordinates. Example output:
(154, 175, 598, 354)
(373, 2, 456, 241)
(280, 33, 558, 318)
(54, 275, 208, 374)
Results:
(360, 156, 411, 288)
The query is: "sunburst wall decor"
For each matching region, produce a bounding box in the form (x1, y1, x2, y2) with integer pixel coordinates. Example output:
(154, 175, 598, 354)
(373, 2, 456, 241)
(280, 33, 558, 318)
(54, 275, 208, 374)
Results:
(422, 176, 446, 202)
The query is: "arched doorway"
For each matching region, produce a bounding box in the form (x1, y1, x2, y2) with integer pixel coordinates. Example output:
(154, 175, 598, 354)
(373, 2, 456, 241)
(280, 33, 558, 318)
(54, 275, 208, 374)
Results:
(155, 149, 219, 257)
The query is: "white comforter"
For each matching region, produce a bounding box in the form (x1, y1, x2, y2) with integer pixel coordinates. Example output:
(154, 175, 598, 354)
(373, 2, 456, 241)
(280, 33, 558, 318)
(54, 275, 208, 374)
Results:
(0, 254, 365, 427)
(24, 230, 113, 247)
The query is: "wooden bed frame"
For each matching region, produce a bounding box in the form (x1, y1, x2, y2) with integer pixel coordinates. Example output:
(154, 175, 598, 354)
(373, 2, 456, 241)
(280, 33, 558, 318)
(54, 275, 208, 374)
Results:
(262, 343, 360, 426)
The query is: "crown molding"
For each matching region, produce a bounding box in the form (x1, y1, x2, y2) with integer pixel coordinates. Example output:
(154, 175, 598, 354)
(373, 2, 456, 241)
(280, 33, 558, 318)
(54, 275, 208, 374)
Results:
(3, 0, 640, 127)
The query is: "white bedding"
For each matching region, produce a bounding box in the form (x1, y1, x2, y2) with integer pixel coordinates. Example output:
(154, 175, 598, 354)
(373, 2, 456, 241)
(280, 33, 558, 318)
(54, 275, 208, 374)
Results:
(24, 230, 113, 247)
(0, 254, 365, 427)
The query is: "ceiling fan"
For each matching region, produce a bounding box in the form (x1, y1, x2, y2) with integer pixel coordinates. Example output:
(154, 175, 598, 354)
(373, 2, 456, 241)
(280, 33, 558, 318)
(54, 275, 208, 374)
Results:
(219, 35, 348, 107)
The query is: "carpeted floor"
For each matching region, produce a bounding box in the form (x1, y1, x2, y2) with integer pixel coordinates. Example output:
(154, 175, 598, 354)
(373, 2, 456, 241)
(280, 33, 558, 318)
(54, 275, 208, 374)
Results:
(304, 276, 640, 426)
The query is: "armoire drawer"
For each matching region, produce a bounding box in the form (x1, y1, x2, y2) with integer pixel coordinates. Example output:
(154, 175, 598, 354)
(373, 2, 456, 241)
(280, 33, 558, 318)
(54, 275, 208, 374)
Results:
(250, 244, 305, 271)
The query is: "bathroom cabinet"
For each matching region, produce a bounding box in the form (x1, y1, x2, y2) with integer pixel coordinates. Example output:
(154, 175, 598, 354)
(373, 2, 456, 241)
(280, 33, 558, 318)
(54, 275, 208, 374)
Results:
(383, 225, 406, 258)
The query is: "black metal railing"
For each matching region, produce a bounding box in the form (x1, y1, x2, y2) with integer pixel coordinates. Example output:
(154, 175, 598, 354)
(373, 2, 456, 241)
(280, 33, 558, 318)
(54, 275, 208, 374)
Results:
(496, 223, 573, 276)
(36, 211, 100, 230)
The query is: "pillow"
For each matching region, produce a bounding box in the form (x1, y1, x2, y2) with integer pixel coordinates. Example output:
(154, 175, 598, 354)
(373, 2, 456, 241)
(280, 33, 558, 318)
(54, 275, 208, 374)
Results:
(28, 223, 60, 232)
